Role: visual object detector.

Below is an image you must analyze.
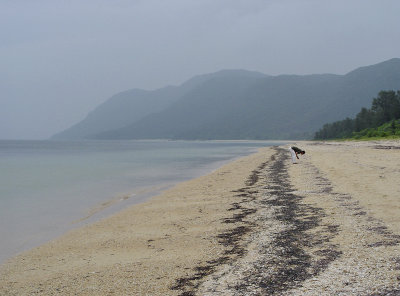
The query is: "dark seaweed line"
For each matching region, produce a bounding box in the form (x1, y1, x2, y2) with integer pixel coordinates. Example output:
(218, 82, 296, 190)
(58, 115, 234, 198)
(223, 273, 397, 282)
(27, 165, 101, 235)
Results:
(171, 147, 343, 295)
(374, 145, 400, 150)
(234, 147, 341, 295)
(169, 158, 270, 295)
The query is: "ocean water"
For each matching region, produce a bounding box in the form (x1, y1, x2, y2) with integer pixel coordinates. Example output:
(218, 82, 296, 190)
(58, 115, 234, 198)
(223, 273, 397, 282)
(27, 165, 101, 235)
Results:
(0, 140, 285, 264)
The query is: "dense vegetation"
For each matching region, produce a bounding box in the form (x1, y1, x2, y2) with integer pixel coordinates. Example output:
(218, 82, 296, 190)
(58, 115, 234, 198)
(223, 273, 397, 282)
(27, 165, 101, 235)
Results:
(352, 119, 400, 139)
(314, 90, 400, 140)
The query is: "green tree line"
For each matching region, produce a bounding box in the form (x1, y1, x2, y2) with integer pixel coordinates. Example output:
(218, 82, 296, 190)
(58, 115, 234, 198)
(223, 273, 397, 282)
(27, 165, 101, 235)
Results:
(314, 90, 400, 140)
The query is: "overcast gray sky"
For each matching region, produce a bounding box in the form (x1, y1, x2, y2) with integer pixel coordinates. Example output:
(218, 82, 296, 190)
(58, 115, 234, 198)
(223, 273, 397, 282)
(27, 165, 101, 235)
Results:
(1, 0, 399, 139)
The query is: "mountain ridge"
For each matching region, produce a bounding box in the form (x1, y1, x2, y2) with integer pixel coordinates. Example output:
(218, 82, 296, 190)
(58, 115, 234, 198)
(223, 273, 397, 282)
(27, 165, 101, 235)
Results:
(52, 59, 400, 140)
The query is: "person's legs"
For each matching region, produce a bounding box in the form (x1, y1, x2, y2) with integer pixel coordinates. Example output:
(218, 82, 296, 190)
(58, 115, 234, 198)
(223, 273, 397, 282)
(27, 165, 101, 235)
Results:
(289, 148, 297, 163)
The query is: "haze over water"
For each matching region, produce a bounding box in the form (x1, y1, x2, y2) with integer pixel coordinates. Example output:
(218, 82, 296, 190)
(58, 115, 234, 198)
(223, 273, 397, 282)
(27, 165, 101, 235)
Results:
(0, 139, 285, 264)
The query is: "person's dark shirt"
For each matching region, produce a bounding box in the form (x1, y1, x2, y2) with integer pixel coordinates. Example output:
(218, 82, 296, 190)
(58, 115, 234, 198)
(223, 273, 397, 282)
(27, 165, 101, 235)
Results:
(291, 146, 303, 154)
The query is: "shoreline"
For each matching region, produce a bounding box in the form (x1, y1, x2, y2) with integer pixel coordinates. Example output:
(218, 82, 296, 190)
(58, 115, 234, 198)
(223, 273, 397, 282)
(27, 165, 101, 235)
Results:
(1, 141, 400, 295)
(0, 141, 270, 265)
(0, 146, 276, 295)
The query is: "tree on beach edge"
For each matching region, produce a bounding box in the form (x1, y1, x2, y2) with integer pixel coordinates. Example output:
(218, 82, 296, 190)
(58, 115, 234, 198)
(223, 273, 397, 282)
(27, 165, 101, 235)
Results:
(314, 90, 400, 140)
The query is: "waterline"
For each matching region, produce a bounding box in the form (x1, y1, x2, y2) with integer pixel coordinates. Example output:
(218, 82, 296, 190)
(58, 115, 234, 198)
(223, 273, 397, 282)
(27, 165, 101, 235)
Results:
(0, 140, 287, 264)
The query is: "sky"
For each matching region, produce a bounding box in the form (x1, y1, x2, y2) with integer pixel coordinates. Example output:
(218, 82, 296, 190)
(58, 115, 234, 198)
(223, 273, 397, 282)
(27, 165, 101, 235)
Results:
(1, 0, 400, 139)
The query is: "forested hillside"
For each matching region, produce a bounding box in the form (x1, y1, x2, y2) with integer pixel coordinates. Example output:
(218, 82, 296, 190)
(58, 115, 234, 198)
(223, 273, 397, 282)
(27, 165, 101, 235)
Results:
(314, 90, 400, 139)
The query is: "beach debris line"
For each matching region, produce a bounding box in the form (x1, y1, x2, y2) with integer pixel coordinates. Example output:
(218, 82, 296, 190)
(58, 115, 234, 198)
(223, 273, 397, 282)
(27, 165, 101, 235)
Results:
(170, 160, 269, 295)
(199, 148, 342, 295)
(171, 148, 342, 295)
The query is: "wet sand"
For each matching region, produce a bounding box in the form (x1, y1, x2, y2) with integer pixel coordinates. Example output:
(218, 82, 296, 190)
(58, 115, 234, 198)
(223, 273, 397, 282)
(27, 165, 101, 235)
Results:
(1, 141, 399, 295)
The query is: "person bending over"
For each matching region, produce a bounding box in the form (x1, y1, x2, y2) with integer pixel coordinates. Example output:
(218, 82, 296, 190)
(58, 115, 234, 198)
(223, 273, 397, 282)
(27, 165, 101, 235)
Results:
(289, 146, 305, 164)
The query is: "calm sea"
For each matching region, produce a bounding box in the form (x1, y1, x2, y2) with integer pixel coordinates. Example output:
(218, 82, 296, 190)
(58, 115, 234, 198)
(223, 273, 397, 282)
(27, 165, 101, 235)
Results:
(0, 140, 284, 264)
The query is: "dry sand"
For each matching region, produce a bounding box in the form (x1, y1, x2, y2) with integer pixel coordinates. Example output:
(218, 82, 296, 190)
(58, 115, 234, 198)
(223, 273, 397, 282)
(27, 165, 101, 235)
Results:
(1, 141, 400, 295)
